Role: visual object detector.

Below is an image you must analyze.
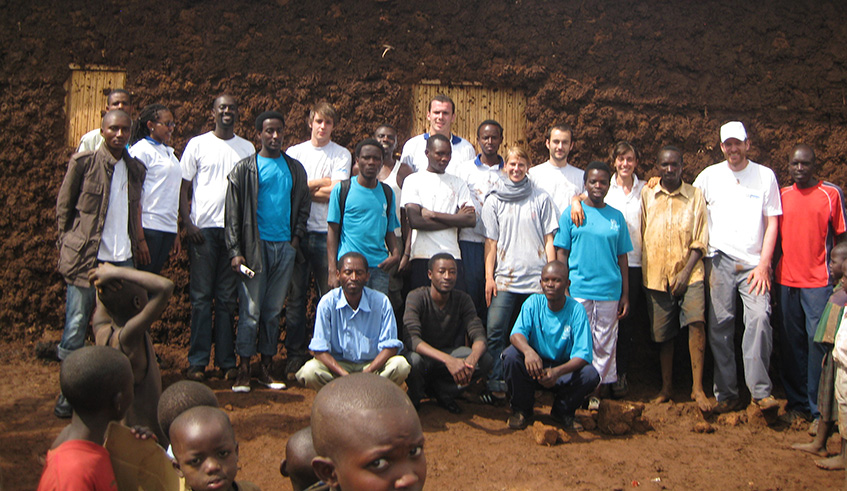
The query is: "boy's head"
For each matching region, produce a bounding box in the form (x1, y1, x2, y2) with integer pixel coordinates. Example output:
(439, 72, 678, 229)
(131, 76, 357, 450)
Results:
(831, 242, 847, 284)
(170, 406, 238, 491)
(158, 381, 219, 444)
(97, 278, 149, 325)
(61, 346, 133, 419)
(311, 373, 426, 491)
(280, 427, 319, 491)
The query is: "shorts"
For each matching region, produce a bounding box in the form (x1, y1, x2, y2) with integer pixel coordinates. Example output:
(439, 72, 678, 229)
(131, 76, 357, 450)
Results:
(645, 282, 706, 343)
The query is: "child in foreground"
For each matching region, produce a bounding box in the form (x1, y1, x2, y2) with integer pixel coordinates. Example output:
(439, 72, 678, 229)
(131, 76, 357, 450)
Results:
(90, 263, 174, 446)
(310, 372, 426, 491)
(158, 380, 219, 459)
(38, 346, 134, 490)
(280, 427, 320, 491)
(170, 406, 259, 491)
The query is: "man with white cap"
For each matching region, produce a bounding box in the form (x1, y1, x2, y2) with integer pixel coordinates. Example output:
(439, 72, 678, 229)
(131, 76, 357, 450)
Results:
(693, 121, 782, 413)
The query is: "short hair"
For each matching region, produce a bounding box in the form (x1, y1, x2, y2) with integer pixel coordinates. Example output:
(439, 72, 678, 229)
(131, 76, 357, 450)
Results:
(610, 141, 640, 164)
(212, 94, 237, 109)
(281, 427, 319, 490)
(658, 145, 684, 165)
(255, 110, 286, 131)
(311, 373, 415, 459)
(97, 274, 148, 321)
(429, 94, 455, 114)
(158, 381, 219, 442)
(425, 133, 451, 151)
(107, 88, 131, 103)
(338, 251, 368, 270)
(130, 103, 170, 145)
(171, 406, 236, 446)
(309, 102, 338, 125)
(427, 253, 456, 271)
(355, 138, 383, 158)
(832, 241, 847, 258)
(102, 109, 131, 128)
(792, 143, 817, 163)
(61, 346, 132, 415)
(584, 161, 612, 183)
(505, 147, 532, 167)
(477, 119, 503, 138)
(374, 123, 396, 134)
(547, 124, 573, 140)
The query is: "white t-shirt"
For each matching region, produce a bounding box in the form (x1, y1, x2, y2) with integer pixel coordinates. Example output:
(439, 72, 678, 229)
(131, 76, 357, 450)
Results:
(130, 139, 182, 233)
(98, 159, 132, 262)
(286, 140, 351, 233)
(77, 128, 103, 153)
(605, 174, 645, 267)
(528, 161, 581, 218)
(834, 308, 847, 366)
(400, 133, 476, 173)
(693, 160, 782, 266)
(180, 132, 255, 229)
(380, 160, 403, 237)
(401, 170, 473, 260)
(447, 156, 503, 243)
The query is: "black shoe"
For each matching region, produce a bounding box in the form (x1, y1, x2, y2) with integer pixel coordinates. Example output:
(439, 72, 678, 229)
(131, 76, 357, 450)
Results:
(437, 397, 462, 414)
(54, 394, 72, 419)
(285, 357, 306, 382)
(258, 362, 287, 390)
(232, 362, 251, 393)
(508, 410, 530, 430)
(35, 342, 60, 362)
(186, 366, 206, 381)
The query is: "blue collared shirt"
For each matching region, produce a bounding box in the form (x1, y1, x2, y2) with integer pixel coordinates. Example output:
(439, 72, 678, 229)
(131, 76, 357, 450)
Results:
(308, 287, 403, 363)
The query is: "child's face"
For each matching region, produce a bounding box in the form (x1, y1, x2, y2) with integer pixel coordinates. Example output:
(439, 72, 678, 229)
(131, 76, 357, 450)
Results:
(172, 420, 239, 491)
(830, 252, 847, 282)
(332, 407, 426, 491)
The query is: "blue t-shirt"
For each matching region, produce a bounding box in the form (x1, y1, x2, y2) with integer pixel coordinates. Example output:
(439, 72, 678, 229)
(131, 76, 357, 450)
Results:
(554, 204, 633, 300)
(510, 294, 593, 364)
(327, 180, 400, 267)
(256, 155, 292, 242)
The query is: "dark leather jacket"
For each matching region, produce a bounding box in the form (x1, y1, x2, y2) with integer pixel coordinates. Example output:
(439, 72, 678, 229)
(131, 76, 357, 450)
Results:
(225, 152, 310, 273)
(56, 145, 146, 287)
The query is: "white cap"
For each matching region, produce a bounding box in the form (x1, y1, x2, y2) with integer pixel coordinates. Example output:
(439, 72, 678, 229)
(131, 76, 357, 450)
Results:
(720, 121, 747, 143)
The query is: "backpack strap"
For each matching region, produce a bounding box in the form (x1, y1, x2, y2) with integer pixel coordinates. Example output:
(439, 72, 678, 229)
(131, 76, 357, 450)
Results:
(338, 179, 352, 230)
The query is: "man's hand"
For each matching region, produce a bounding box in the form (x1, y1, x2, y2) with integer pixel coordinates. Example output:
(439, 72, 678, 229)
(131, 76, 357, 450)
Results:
(183, 223, 205, 244)
(570, 198, 585, 227)
(88, 263, 123, 291)
(485, 277, 497, 307)
(538, 367, 560, 388)
(523, 349, 544, 379)
(231, 256, 246, 274)
(458, 205, 476, 218)
(135, 240, 151, 266)
(327, 267, 340, 289)
(170, 235, 182, 257)
(617, 295, 630, 319)
(444, 356, 474, 386)
(646, 176, 661, 189)
(747, 263, 772, 295)
(379, 254, 400, 272)
(130, 426, 158, 442)
(670, 270, 691, 297)
(398, 254, 411, 274)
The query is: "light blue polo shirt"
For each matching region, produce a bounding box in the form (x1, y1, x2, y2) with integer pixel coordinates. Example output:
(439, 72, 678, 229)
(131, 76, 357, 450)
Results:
(327, 180, 399, 267)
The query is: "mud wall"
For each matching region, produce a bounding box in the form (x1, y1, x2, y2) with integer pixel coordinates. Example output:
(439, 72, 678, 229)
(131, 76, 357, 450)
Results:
(2, 0, 846, 343)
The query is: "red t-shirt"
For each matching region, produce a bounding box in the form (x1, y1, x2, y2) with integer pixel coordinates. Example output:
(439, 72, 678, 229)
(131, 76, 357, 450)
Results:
(776, 181, 847, 288)
(37, 440, 118, 491)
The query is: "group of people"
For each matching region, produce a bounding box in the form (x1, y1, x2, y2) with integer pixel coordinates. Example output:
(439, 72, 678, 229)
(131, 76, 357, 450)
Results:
(43, 87, 847, 487)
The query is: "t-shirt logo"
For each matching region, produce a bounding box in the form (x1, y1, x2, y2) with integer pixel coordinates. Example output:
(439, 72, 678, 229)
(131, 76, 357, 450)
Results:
(560, 325, 572, 341)
(610, 219, 620, 232)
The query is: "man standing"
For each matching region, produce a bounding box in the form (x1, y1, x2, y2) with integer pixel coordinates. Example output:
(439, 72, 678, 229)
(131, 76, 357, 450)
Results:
(400, 94, 476, 173)
(179, 95, 255, 381)
(400, 134, 476, 291)
(641, 146, 711, 412)
(448, 120, 505, 321)
(404, 253, 492, 413)
(77, 89, 132, 152)
(693, 121, 782, 413)
(55, 110, 146, 417)
(502, 261, 599, 430)
(327, 138, 400, 296)
(775, 144, 846, 426)
(528, 124, 581, 218)
(285, 102, 352, 379)
(225, 111, 311, 393)
(295, 252, 409, 389)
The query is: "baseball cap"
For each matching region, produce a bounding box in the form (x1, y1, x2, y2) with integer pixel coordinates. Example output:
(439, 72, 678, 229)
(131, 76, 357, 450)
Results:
(720, 121, 747, 143)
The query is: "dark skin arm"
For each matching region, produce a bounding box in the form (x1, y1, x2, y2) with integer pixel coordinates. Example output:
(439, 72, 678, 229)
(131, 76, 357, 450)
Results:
(363, 347, 398, 373)
(510, 332, 588, 389)
(312, 351, 349, 377)
(405, 203, 476, 230)
(379, 230, 401, 271)
(398, 207, 412, 273)
(617, 254, 630, 319)
(179, 179, 204, 244)
(670, 248, 703, 297)
(327, 222, 341, 288)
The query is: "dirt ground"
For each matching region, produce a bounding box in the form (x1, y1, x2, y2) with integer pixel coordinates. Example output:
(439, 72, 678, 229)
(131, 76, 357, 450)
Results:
(0, 339, 843, 490)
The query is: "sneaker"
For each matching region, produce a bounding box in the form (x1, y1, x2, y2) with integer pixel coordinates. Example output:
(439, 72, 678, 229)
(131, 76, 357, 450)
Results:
(809, 418, 820, 437)
(54, 393, 72, 419)
(611, 374, 628, 399)
(232, 364, 251, 393)
(713, 397, 742, 414)
(186, 366, 206, 381)
(258, 363, 287, 390)
(35, 342, 60, 362)
(587, 396, 600, 412)
(508, 411, 530, 430)
(753, 395, 780, 411)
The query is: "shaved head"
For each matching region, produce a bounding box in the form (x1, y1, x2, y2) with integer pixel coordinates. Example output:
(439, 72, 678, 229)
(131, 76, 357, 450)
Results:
(170, 406, 235, 445)
(542, 260, 568, 279)
(281, 427, 319, 491)
(102, 109, 131, 129)
(158, 381, 219, 442)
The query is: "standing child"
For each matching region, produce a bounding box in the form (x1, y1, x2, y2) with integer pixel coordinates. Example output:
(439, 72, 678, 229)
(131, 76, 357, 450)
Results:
(38, 346, 134, 490)
(89, 263, 174, 446)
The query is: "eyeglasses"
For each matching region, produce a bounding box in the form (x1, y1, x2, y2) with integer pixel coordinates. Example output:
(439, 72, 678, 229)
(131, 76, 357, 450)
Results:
(155, 121, 176, 129)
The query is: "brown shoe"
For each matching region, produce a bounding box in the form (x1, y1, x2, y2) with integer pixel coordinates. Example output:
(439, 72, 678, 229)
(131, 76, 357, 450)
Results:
(713, 397, 742, 414)
(753, 396, 779, 411)
(186, 366, 206, 381)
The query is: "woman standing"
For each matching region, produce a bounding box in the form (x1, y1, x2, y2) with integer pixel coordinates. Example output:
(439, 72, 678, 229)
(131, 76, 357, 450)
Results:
(129, 103, 182, 274)
(482, 147, 558, 398)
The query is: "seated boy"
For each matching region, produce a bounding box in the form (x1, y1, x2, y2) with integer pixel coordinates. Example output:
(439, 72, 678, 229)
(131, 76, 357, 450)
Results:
(157, 380, 219, 458)
(38, 345, 134, 490)
(89, 263, 174, 446)
(170, 406, 259, 491)
(280, 427, 320, 491)
(310, 372, 426, 490)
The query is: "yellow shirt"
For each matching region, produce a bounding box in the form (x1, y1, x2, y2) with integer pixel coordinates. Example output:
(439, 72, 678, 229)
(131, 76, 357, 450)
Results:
(640, 182, 709, 291)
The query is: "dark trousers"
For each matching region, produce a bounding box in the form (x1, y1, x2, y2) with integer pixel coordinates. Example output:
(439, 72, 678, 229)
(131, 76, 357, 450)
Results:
(503, 345, 600, 417)
(138, 228, 176, 275)
(406, 347, 493, 405)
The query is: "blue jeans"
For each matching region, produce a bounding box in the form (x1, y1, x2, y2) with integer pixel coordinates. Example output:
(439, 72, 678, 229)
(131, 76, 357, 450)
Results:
(58, 258, 134, 360)
(777, 283, 831, 417)
(187, 228, 238, 370)
(138, 229, 176, 275)
(459, 241, 487, 325)
(367, 266, 390, 296)
(486, 291, 531, 392)
(285, 232, 330, 360)
(503, 345, 600, 418)
(236, 240, 296, 358)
